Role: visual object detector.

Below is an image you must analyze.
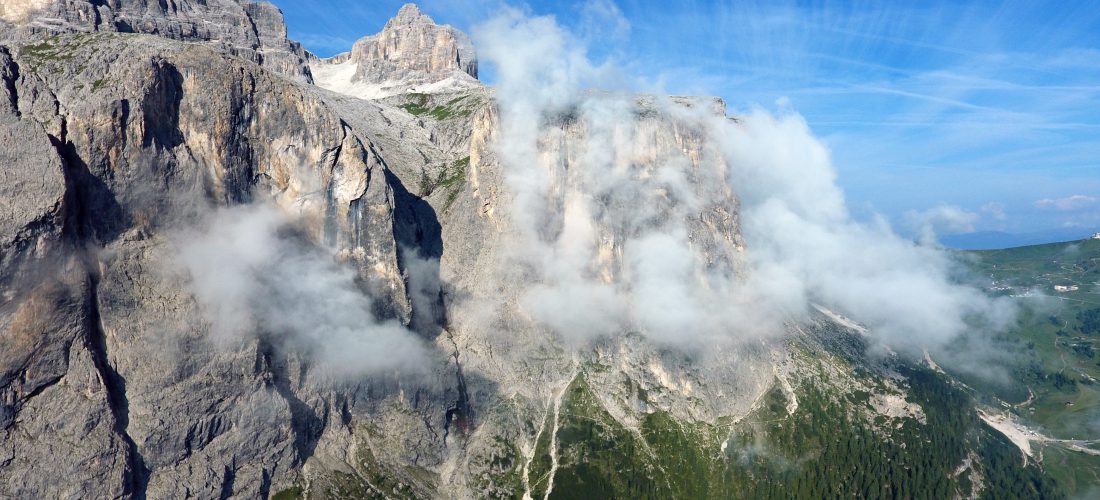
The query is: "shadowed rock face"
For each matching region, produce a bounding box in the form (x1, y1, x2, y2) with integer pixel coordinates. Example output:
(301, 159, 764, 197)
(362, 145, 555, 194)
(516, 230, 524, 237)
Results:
(0, 30, 424, 497)
(0, 0, 313, 83)
(348, 3, 477, 85)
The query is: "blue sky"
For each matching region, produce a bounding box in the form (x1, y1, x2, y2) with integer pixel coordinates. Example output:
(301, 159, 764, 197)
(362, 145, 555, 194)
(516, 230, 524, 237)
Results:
(279, 1, 1100, 240)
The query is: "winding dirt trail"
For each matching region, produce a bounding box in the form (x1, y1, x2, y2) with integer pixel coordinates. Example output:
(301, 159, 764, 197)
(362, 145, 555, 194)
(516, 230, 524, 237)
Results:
(979, 409, 1100, 465)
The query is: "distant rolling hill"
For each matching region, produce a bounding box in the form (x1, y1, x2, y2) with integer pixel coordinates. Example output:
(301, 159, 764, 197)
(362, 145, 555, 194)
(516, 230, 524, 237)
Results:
(958, 238, 1100, 495)
(942, 228, 1100, 250)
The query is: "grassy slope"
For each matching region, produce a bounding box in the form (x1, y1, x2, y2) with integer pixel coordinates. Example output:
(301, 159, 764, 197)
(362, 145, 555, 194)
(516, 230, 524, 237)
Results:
(514, 334, 1057, 500)
(963, 238, 1100, 495)
(297, 340, 1059, 499)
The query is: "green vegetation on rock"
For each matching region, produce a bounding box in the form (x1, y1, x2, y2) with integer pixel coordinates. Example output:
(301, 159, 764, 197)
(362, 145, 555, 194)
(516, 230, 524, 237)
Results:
(399, 93, 480, 121)
(501, 350, 1058, 500)
(418, 156, 470, 210)
(20, 33, 115, 74)
(271, 486, 303, 500)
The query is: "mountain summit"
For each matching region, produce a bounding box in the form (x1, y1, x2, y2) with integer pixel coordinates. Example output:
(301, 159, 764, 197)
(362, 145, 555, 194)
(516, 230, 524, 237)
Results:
(312, 3, 479, 99)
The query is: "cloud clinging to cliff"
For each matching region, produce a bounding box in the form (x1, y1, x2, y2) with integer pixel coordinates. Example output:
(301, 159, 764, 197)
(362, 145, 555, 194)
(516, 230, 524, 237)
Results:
(473, 5, 1015, 357)
(172, 204, 430, 377)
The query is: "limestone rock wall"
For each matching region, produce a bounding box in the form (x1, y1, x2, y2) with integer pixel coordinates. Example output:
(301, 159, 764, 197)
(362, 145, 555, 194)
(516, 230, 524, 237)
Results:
(0, 33, 422, 497)
(0, 0, 313, 83)
(349, 3, 477, 86)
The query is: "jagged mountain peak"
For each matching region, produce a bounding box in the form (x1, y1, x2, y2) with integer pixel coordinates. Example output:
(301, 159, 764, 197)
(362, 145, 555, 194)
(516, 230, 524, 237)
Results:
(391, 2, 430, 25)
(311, 3, 479, 100)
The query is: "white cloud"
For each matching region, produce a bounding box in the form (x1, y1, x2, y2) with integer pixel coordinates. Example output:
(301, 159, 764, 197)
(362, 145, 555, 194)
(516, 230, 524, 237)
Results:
(903, 204, 980, 245)
(579, 0, 631, 43)
(472, 10, 1014, 357)
(1035, 194, 1097, 211)
(171, 203, 430, 377)
(720, 111, 1014, 351)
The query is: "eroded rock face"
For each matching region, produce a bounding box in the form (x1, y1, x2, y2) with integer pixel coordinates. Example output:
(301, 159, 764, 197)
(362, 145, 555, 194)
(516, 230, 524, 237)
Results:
(311, 3, 479, 99)
(0, 43, 140, 499)
(0, 0, 313, 83)
(351, 4, 477, 84)
(0, 31, 430, 497)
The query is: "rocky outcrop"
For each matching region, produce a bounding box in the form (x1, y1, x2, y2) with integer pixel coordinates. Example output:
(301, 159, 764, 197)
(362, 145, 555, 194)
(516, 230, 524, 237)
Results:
(352, 3, 477, 82)
(0, 0, 313, 83)
(0, 31, 430, 497)
(0, 44, 139, 499)
(311, 3, 479, 99)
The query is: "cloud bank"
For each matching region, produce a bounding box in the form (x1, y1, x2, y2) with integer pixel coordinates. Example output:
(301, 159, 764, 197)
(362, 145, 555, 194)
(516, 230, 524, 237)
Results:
(474, 6, 1015, 356)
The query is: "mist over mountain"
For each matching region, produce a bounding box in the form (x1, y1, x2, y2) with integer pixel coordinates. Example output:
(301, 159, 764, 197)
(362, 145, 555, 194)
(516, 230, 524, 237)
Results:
(0, 2, 1086, 498)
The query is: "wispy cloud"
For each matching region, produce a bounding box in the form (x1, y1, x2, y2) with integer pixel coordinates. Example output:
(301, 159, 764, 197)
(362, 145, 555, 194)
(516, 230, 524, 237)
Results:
(1035, 194, 1098, 211)
(981, 202, 1007, 221)
(578, 0, 630, 43)
(471, 6, 1015, 362)
(171, 204, 430, 377)
(596, 0, 1100, 234)
(903, 205, 980, 244)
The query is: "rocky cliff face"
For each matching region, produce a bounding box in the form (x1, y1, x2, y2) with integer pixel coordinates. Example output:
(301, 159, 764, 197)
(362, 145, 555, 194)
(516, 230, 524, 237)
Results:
(311, 3, 478, 99)
(0, 0, 313, 83)
(0, 30, 426, 497)
(0, 3, 1056, 499)
(351, 3, 477, 82)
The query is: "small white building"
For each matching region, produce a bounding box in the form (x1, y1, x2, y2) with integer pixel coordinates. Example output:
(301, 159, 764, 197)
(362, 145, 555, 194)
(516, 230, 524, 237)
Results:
(1092, 232, 1100, 240)
(1054, 285, 1079, 292)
